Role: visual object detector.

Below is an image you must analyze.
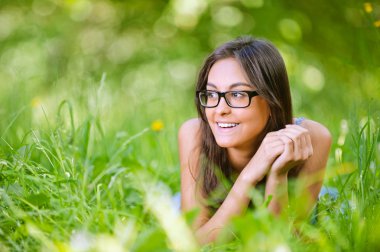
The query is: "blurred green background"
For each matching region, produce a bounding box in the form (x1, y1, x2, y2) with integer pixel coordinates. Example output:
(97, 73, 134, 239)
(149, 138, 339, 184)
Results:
(1, 1, 380, 250)
(0, 0, 379, 185)
(1, 0, 379, 134)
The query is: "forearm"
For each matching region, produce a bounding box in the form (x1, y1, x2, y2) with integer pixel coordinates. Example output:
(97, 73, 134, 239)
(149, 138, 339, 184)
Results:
(195, 171, 259, 244)
(265, 172, 288, 216)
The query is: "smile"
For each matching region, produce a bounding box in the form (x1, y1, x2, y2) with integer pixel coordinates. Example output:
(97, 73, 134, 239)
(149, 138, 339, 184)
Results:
(217, 122, 239, 128)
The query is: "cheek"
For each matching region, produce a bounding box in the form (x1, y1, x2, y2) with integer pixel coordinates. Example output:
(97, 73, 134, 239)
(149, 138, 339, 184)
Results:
(251, 98, 270, 120)
(205, 109, 212, 121)
(241, 106, 270, 131)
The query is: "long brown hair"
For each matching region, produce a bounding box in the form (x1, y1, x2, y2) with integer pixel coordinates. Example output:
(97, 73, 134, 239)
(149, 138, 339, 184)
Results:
(195, 36, 293, 208)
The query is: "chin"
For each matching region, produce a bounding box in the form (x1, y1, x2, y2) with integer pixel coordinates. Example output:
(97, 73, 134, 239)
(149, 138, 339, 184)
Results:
(215, 139, 236, 148)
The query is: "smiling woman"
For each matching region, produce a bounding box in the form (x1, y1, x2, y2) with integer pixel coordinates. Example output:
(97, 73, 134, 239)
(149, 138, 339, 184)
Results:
(178, 36, 332, 245)
(204, 58, 271, 153)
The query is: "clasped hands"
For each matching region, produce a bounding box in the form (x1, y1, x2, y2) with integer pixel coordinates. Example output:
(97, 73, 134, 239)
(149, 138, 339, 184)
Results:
(245, 124, 314, 182)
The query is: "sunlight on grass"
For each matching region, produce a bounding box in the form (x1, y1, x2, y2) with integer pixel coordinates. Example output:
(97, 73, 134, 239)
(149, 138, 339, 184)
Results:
(0, 0, 379, 251)
(139, 175, 199, 252)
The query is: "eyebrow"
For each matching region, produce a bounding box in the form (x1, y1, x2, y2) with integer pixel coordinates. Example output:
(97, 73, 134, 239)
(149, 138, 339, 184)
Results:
(206, 82, 254, 89)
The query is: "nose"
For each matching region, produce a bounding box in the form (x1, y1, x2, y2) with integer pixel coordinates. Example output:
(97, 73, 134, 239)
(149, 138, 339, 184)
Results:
(214, 96, 231, 115)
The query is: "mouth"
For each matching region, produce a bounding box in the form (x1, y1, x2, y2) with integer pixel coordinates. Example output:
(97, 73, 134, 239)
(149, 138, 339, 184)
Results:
(217, 122, 239, 128)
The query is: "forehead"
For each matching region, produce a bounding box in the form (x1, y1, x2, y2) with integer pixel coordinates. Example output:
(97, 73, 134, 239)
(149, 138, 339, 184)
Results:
(207, 57, 251, 89)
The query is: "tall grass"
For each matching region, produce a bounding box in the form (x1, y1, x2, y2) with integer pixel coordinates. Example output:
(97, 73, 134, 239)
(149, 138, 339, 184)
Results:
(0, 93, 187, 251)
(0, 95, 379, 251)
(0, 0, 379, 251)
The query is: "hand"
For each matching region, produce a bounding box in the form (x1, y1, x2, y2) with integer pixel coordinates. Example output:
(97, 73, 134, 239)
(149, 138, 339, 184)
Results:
(270, 125, 313, 176)
(242, 131, 286, 182)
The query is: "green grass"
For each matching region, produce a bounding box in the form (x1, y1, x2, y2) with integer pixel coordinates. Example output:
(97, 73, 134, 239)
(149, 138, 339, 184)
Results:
(1, 0, 380, 251)
(0, 89, 379, 251)
(0, 98, 182, 251)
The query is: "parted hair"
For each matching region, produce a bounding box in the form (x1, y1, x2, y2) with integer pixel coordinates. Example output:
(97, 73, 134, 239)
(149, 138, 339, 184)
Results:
(194, 36, 293, 208)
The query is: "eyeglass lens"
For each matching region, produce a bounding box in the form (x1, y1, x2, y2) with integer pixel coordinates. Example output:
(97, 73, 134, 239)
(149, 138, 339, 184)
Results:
(199, 91, 250, 108)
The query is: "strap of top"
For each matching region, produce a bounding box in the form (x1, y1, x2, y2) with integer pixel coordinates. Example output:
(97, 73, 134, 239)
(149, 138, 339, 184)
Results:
(295, 117, 305, 125)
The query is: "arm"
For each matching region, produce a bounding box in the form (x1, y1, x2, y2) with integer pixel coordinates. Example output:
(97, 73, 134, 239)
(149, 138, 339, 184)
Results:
(179, 119, 284, 244)
(292, 120, 332, 220)
(264, 121, 332, 218)
(264, 124, 312, 216)
(179, 119, 255, 244)
(193, 170, 260, 244)
(265, 172, 288, 216)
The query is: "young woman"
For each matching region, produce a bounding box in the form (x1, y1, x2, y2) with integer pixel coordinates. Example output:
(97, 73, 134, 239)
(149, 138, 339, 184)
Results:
(178, 36, 332, 245)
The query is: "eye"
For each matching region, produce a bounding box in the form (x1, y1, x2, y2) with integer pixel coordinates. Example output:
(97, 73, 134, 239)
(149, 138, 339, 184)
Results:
(230, 91, 247, 98)
(206, 91, 218, 98)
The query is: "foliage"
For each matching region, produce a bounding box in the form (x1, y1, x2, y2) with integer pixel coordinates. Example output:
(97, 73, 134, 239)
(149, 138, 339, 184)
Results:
(0, 0, 379, 251)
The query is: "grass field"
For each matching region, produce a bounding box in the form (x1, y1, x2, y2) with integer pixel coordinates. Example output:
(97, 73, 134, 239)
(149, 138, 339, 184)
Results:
(1, 82, 379, 251)
(1, 1, 380, 251)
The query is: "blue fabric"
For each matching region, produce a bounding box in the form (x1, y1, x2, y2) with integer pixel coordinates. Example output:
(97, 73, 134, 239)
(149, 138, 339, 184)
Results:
(310, 186, 339, 224)
(172, 192, 181, 212)
(318, 186, 338, 200)
(295, 117, 305, 125)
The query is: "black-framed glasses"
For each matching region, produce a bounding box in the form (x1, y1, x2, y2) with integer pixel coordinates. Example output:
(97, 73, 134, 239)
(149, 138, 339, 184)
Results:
(196, 90, 259, 108)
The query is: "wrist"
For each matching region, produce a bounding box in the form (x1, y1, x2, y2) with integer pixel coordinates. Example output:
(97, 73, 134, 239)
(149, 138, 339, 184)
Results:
(240, 166, 266, 185)
(267, 171, 288, 181)
(239, 154, 274, 184)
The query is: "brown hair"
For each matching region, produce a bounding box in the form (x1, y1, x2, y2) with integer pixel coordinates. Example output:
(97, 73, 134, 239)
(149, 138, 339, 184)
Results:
(195, 36, 293, 208)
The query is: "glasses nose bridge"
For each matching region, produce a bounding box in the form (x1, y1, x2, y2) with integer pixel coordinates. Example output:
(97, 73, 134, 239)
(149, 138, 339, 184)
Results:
(217, 92, 231, 107)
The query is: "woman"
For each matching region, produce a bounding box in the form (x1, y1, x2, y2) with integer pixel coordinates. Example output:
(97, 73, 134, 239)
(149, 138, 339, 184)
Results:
(178, 36, 332, 245)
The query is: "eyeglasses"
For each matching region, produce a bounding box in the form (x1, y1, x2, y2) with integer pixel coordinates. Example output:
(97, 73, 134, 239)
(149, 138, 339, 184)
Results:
(196, 90, 259, 108)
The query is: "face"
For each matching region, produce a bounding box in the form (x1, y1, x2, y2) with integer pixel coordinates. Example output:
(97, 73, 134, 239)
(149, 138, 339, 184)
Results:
(205, 57, 270, 151)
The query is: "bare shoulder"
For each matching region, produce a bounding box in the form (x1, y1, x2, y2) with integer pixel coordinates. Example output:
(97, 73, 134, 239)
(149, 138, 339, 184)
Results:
(298, 119, 332, 174)
(301, 119, 332, 146)
(178, 118, 201, 140)
(179, 118, 205, 215)
(178, 118, 202, 172)
(291, 119, 332, 217)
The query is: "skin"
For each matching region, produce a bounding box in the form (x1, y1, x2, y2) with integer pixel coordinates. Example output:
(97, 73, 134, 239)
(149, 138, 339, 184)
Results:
(179, 57, 332, 245)
(205, 58, 271, 171)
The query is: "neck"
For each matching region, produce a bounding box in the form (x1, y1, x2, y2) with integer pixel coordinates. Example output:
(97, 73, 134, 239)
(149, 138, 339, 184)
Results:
(227, 145, 258, 172)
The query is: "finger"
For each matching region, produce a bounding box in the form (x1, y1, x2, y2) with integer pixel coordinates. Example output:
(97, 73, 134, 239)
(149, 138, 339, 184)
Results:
(279, 131, 301, 160)
(266, 131, 284, 140)
(288, 128, 307, 157)
(287, 125, 312, 153)
(305, 133, 313, 157)
(284, 126, 308, 139)
(263, 132, 286, 146)
(266, 138, 285, 155)
(298, 134, 311, 159)
(269, 139, 284, 147)
(286, 125, 313, 158)
(277, 134, 294, 157)
(271, 143, 285, 157)
(285, 124, 308, 133)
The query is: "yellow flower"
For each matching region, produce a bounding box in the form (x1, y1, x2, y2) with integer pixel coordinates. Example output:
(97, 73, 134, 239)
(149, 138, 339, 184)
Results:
(364, 3, 373, 13)
(374, 20, 380, 28)
(151, 120, 164, 132)
(31, 97, 42, 108)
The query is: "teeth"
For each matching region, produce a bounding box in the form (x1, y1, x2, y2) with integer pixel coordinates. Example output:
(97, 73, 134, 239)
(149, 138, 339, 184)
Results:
(218, 122, 239, 128)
